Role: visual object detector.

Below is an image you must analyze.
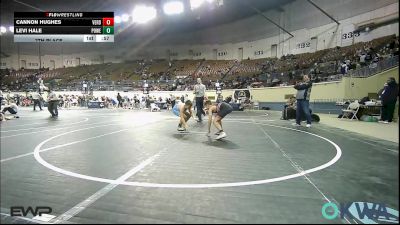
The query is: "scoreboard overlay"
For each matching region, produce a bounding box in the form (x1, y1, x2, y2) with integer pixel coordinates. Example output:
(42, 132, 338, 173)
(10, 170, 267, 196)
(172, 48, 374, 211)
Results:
(14, 12, 114, 42)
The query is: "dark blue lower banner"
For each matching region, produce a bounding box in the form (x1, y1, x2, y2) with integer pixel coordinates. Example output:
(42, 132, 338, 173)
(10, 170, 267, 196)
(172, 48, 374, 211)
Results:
(88, 101, 105, 108)
(229, 103, 243, 111)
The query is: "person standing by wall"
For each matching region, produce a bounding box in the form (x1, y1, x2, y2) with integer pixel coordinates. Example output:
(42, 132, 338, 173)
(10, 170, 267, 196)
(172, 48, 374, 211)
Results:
(184, 94, 189, 103)
(6, 91, 11, 105)
(15, 94, 21, 106)
(171, 95, 176, 109)
(117, 93, 123, 108)
(379, 77, 399, 123)
(193, 78, 206, 122)
(0, 90, 3, 110)
(293, 75, 313, 127)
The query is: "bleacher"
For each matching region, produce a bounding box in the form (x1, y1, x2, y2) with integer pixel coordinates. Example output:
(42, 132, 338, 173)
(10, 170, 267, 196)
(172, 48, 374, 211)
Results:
(228, 58, 267, 79)
(148, 60, 169, 74)
(171, 60, 202, 77)
(196, 60, 235, 80)
(1, 35, 397, 91)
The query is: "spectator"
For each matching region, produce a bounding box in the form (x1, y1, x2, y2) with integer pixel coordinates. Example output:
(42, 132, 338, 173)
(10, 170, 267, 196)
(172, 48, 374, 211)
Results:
(281, 96, 296, 120)
(15, 94, 21, 106)
(6, 91, 11, 105)
(166, 98, 172, 110)
(184, 94, 189, 103)
(340, 61, 348, 75)
(379, 77, 399, 123)
(1, 100, 19, 118)
(293, 75, 313, 127)
(359, 53, 366, 66)
(242, 97, 252, 109)
(59, 95, 64, 107)
(216, 94, 224, 103)
(224, 96, 233, 104)
(171, 95, 176, 108)
(0, 90, 3, 110)
(117, 93, 123, 108)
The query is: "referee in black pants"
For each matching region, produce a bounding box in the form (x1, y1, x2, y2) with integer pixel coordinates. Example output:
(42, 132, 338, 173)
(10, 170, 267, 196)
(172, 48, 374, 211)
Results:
(194, 78, 206, 122)
(32, 91, 43, 111)
(47, 88, 59, 118)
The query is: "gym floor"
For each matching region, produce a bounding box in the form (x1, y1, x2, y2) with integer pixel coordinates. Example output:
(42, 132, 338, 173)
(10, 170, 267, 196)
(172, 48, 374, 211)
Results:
(0, 108, 398, 224)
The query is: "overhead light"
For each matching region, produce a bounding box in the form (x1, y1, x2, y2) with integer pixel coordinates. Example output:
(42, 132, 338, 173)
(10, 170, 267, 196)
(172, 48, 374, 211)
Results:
(115, 16, 122, 24)
(206, 0, 215, 3)
(121, 14, 130, 22)
(163, 1, 184, 15)
(132, 5, 157, 24)
(216, 0, 223, 6)
(190, 0, 205, 9)
(0, 26, 6, 33)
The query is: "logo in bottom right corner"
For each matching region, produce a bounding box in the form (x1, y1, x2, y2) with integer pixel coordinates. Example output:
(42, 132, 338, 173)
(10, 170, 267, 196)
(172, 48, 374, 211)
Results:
(322, 202, 399, 224)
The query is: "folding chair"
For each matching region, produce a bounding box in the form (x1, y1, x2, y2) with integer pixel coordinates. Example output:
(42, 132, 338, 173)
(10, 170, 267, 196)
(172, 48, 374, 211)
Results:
(253, 101, 260, 110)
(341, 101, 360, 120)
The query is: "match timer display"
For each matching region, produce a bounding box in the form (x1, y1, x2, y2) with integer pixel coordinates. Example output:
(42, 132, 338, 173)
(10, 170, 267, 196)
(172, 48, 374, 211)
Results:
(14, 12, 114, 43)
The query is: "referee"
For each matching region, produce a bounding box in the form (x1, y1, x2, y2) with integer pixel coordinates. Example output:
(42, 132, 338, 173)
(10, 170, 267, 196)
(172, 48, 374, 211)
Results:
(32, 91, 43, 111)
(47, 88, 59, 118)
(194, 78, 206, 122)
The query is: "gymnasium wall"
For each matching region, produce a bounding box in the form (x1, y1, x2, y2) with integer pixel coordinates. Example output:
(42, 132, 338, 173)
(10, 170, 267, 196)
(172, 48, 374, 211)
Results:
(9, 67, 398, 115)
(210, 67, 399, 114)
(213, 67, 398, 104)
(342, 67, 399, 100)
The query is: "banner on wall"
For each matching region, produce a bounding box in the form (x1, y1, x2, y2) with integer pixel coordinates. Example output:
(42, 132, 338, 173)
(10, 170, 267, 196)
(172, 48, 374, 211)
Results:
(233, 89, 251, 100)
(341, 24, 361, 47)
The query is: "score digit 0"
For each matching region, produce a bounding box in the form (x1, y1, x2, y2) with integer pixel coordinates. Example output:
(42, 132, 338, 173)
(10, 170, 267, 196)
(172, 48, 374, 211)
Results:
(102, 26, 114, 34)
(102, 18, 114, 26)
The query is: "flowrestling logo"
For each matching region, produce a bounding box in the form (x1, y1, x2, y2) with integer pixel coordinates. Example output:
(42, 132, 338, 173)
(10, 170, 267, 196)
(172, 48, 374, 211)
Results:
(322, 202, 398, 224)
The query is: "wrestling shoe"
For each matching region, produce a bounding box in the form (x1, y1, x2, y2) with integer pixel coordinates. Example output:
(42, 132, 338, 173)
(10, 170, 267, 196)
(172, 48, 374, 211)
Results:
(215, 132, 227, 140)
